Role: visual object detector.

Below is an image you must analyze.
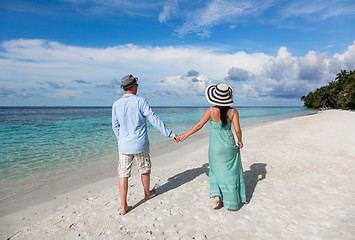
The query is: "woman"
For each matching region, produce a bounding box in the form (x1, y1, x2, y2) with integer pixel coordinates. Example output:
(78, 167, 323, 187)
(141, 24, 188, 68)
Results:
(179, 83, 246, 210)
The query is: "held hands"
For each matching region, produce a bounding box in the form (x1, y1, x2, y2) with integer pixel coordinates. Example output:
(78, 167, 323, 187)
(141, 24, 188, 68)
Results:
(174, 134, 188, 143)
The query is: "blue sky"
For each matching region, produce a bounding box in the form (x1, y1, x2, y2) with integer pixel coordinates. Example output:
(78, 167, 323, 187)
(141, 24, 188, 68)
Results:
(1, 0, 354, 106)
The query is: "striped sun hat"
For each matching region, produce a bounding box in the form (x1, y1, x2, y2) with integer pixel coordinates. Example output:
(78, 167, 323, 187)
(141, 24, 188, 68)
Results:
(205, 83, 234, 106)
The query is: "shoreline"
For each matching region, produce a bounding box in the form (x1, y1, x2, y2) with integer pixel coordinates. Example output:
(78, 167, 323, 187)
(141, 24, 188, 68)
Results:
(2, 109, 354, 239)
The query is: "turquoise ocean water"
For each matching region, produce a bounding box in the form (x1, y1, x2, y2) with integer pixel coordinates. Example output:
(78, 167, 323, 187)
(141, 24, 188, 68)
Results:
(0, 106, 315, 204)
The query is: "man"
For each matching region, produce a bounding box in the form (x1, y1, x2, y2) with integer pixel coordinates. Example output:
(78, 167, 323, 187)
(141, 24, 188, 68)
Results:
(112, 74, 179, 215)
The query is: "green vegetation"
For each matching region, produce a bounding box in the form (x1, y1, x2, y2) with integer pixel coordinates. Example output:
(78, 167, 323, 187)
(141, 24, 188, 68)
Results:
(301, 70, 355, 110)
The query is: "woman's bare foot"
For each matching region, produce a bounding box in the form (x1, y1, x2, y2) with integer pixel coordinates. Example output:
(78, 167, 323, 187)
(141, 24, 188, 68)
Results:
(210, 196, 223, 209)
(144, 188, 157, 200)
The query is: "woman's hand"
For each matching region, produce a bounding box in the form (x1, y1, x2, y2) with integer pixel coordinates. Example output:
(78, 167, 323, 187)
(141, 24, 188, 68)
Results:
(179, 133, 188, 142)
(237, 141, 243, 149)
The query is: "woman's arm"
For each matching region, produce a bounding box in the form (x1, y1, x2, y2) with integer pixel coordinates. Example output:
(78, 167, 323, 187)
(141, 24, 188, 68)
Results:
(231, 109, 243, 149)
(179, 108, 211, 142)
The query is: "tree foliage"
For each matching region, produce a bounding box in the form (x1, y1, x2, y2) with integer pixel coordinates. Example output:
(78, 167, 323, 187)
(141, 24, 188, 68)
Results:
(301, 70, 355, 110)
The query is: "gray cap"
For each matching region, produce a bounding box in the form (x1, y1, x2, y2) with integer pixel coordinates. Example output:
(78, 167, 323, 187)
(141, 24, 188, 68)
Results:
(121, 74, 138, 89)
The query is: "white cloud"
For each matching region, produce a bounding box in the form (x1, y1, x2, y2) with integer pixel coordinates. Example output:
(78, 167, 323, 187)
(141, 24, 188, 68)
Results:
(173, 0, 271, 38)
(56, 90, 82, 97)
(234, 43, 355, 104)
(148, 73, 211, 104)
(158, 0, 355, 38)
(297, 51, 328, 81)
(328, 41, 355, 74)
(5, 0, 353, 39)
(226, 67, 251, 81)
(281, 0, 355, 20)
(0, 39, 354, 106)
(159, 0, 179, 23)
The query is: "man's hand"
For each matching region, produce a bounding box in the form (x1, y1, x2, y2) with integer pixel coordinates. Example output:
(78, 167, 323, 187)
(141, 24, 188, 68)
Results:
(174, 135, 181, 143)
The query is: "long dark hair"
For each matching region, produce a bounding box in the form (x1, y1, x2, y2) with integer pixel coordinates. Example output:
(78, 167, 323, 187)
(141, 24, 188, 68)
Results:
(218, 106, 230, 127)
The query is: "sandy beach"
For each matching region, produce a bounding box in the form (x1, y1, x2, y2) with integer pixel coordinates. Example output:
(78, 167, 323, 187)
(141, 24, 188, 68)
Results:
(1, 109, 354, 240)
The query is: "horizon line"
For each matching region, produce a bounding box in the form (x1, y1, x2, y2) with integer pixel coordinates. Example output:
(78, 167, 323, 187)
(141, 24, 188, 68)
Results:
(0, 105, 305, 108)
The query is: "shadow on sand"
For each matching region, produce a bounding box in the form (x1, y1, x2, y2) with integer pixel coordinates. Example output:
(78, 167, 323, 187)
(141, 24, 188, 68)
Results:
(130, 163, 209, 211)
(244, 163, 267, 203)
(157, 163, 210, 195)
(130, 162, 267, 211)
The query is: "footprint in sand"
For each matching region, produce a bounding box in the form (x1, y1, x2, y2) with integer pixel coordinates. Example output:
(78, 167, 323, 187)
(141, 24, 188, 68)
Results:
(99, 216, 119, 236)
(163, 206, 181, 216)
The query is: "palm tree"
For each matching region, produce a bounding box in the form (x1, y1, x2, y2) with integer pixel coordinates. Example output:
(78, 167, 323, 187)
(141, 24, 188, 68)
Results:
(320, 89, 336, 109)
(336, 70, 348, 86)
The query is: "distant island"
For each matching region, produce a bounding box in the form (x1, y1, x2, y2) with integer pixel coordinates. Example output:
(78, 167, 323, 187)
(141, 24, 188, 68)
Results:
(301, 70, 355, 110)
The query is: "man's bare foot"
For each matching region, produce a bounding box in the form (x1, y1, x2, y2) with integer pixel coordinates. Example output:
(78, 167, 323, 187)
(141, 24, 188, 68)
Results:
(119, 205, 132, 215)
(144, 188, 157, 200)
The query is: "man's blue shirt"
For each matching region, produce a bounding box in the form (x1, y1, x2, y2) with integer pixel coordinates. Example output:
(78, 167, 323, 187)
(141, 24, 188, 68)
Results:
(112, 94, 175, 154)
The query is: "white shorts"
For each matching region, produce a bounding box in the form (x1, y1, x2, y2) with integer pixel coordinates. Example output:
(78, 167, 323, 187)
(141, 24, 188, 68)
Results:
(118, 148, 151, 178)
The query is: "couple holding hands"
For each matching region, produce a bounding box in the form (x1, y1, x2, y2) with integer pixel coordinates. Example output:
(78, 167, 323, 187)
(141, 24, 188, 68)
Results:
(112, 75, 246, 215)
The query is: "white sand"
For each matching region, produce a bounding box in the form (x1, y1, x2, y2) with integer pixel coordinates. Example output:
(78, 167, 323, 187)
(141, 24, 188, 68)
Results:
(1, 110, 354, 240)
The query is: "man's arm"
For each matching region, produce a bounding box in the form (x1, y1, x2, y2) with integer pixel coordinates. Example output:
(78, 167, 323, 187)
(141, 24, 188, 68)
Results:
(112, 105, 120, 141)
(141, 99, 176, 139)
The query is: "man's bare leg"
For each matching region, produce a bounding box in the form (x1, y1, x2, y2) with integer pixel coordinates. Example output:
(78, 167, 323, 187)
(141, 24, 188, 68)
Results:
(141, 172, 157, 200)
(119, 177, 130, 215)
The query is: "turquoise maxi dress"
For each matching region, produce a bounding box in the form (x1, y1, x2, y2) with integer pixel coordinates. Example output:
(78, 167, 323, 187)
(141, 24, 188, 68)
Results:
(209, 107, 246, 209)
